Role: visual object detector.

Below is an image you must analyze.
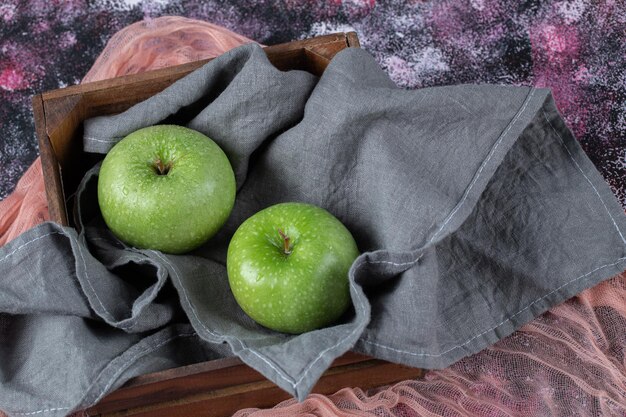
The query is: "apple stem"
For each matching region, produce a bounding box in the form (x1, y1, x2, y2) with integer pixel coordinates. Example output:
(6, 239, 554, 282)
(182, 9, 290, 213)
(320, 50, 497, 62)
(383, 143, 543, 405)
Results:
(153, 158, 172, 175)
(278, 229, 292, 255)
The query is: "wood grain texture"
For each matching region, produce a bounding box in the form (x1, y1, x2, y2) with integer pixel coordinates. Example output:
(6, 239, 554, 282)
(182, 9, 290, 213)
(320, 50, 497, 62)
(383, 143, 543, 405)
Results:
(87, 356, 423, 417)
(87, 352, 375, 415)
(346, 31, 361, 48)
(32, 94, 68, 225)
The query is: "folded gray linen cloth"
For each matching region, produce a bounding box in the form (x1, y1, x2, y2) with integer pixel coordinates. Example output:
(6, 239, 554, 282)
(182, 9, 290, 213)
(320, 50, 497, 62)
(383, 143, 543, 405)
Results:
(1, 43, 625, 417)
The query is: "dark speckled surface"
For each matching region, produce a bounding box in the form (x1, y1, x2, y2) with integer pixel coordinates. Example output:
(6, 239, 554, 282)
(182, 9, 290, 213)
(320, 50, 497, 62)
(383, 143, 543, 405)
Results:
(0, 0, 624, 207)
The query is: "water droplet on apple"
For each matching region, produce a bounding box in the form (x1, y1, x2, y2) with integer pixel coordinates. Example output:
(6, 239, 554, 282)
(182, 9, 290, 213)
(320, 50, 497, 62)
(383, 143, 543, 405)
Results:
(122, 187, 129, 196)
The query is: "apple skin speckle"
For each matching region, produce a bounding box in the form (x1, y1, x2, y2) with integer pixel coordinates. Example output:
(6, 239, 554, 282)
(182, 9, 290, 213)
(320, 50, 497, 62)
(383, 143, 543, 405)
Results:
(226, 202, 360, 334)
(97, 125, 236, 254)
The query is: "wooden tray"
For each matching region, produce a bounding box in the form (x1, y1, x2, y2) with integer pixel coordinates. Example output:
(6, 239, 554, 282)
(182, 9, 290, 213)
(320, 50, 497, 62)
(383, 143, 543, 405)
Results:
(32, 32, 423, 416)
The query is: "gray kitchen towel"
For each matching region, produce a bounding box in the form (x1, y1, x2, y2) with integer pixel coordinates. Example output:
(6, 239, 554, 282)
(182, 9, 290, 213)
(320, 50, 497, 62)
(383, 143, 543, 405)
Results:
(2, 42, 626, 416)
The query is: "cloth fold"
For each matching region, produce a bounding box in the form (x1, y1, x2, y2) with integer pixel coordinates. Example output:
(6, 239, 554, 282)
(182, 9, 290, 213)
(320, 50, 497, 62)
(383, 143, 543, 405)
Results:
(1, 41, 625, 416)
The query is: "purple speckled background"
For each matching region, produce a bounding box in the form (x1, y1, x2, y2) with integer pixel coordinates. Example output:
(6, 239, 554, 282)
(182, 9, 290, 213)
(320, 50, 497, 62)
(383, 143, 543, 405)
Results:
(1, 0, 624, 207)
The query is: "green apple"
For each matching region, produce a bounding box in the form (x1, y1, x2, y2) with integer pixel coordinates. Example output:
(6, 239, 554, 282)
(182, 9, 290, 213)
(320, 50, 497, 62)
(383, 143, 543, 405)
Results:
(97, 125, 236, 254)
(226, 202, 359, 334)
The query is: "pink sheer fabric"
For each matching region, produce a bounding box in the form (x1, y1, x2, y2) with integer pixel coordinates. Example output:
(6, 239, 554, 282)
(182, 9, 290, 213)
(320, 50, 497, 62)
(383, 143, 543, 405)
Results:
(2, 16, 625, 417)
(235, 270, 626, 416)
(0, 158, 48, 246)
(82, 16, 255, 82)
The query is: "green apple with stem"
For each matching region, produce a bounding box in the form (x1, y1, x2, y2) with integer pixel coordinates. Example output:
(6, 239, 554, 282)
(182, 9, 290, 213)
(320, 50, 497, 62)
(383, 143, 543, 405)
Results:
(227, 202, 360, 334)
(97, 124, 236, 254)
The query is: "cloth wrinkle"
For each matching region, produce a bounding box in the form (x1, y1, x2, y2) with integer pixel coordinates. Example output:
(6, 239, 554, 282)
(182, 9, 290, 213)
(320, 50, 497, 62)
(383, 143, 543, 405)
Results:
(290, 277, 370, 391)
(354, 100, 626, 358)
(358, 256, 626, 358)
(70, 231, 137, 330)
(0, 231, 62, 265)
(88, 332, 198, 406)
(149, 249, 300, 388)
(427, 87, 536, 245)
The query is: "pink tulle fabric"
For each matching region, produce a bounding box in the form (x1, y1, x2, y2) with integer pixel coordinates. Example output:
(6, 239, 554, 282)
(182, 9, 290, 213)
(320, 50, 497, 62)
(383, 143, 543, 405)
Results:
(1, 16, 625, 417)
(81, 16, 255, 82)
(235, 270, 626, 416)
